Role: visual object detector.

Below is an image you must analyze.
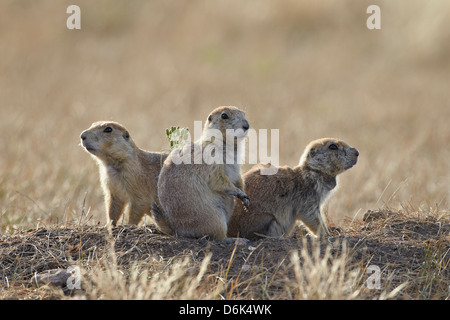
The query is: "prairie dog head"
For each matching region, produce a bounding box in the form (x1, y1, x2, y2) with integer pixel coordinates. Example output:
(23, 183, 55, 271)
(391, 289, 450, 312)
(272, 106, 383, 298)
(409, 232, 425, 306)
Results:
(203, 106, 250, 141)
(299, 138, 359, 176)
(80, 121, 135, 162)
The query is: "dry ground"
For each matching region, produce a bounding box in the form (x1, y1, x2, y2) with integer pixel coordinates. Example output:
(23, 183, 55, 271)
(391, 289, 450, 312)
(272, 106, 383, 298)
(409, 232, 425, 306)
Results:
(1, 209, 448, 300)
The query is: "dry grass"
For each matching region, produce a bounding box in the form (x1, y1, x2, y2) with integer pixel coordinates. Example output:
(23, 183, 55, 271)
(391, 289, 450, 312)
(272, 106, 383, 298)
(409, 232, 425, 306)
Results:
(1, 209, 448, 300)
(0, 228, 374, 300)
(0, 0, 449, 300)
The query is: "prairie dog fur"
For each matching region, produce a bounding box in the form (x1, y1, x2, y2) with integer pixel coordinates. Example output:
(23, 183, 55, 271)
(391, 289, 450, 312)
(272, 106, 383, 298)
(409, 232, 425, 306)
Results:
(152, 106, 250, 239)
(80, 121, 167, 226)
(228, 138, 359, 239)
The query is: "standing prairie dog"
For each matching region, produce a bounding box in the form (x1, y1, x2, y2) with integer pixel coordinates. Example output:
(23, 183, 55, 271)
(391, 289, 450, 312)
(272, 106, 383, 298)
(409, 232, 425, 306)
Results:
(80, 121, 167, 226)
(152, 106, 250, 240)
(228, 138, 359, 239)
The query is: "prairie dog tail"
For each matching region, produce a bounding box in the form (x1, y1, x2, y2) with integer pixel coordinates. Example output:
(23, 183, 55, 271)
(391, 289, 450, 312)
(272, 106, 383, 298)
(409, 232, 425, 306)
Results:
(151, 202, 174, 235)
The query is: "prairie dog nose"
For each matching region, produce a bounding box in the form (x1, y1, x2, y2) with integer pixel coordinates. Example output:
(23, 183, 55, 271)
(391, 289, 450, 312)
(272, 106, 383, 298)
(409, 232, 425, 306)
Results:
(242, 120, 250, 131)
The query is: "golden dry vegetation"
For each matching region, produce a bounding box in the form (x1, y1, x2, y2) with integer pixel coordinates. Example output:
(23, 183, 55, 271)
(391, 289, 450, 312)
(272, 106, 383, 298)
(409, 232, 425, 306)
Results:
(0, 1, 449, 301)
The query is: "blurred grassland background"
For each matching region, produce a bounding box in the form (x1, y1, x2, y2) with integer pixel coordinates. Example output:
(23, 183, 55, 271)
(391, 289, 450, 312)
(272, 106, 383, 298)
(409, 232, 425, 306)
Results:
(0, 0, 449, 231)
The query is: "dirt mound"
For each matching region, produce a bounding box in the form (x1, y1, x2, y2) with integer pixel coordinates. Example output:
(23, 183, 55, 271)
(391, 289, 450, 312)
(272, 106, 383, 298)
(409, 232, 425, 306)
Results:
(0, 225, 301, 282)
(1, 210, 449, 299)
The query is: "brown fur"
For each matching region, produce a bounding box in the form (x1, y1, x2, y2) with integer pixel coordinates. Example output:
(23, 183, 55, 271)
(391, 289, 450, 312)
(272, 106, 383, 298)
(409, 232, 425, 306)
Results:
(152, 106, 250, 239)
(228, 138, 359, 239)
(80, 121, 167, 226)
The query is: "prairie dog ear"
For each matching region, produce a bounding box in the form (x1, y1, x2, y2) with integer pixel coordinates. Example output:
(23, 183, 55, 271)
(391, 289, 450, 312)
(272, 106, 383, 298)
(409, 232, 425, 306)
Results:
(123, 130, 130, 140)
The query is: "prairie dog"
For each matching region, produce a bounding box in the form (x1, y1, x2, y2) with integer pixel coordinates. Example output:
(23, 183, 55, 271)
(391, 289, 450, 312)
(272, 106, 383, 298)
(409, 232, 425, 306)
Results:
(80, 121, 167, 226)
(228, 138, 359, 239)
(152, 106, 250, 240)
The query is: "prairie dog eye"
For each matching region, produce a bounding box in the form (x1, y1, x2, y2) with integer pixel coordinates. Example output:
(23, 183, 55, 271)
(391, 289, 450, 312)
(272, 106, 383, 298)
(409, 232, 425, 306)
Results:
(103, 127, 113, 133)
(221, 113, 229, 119)
(328, 143, 338, 150)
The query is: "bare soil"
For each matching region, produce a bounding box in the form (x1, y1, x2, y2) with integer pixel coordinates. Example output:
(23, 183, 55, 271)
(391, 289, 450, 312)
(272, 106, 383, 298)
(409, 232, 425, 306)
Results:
(1, 210, 449, 299)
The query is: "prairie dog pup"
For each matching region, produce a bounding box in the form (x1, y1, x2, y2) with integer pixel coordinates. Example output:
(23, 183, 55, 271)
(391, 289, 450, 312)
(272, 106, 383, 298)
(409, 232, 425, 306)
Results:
(152, 106, 250, 240)
(228, 138, 359, 239)
(80, 121, 167, 226)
